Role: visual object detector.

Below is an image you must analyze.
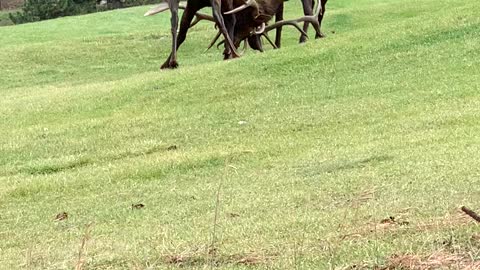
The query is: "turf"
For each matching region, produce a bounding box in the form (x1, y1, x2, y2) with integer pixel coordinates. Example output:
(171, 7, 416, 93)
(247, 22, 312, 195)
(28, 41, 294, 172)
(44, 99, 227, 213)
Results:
(1, 0, 480, 269)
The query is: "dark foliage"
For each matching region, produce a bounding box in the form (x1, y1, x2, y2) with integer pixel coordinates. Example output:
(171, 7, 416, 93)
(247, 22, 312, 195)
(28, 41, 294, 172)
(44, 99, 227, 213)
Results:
(9, 0, 156, 24)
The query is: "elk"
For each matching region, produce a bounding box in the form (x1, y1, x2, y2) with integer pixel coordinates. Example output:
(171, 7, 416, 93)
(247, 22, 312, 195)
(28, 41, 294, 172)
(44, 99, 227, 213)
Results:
(147, 0, 323, 65)
(191, 0, 328, 50)
(145, 0, 241, 69)
(205, 0, 324, 56)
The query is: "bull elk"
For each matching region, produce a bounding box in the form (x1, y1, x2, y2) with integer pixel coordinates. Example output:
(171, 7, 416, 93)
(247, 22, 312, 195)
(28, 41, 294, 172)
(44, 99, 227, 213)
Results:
(145, 0, 241, 69)
(146, 0, 326, 67)
(206, 0, 324, 56)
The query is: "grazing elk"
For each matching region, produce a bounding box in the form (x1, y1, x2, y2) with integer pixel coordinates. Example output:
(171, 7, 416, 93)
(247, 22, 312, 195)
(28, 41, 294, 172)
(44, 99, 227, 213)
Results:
(145, 0, 241, 69)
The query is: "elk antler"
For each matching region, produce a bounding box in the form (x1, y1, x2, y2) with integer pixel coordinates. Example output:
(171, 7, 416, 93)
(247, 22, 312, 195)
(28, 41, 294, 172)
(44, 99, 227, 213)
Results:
(261, 33, 278, 49)
(260, 1, 323, 37)
(254, 22, 266, 35)
(190, 12, 215, 27)
(205, 31, 222, 51)
(264, 21, 308, 37)
(224, 0, 259, 16)
(144, 2, 170, 16)
(144, 2, 215, 27)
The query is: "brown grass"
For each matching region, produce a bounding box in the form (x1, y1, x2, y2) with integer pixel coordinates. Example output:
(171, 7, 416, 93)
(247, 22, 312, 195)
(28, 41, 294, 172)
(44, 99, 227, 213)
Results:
(379, 250, 480, 270)
(75, 223, 93, 270)
(163, 252, 275, 267)
(340, 209, 475, 240)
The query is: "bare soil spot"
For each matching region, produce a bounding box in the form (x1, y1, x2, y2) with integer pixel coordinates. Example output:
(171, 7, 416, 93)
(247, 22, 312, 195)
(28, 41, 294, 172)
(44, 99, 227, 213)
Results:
(378, 250, 480, 270)
(131, 203, 145, 210)
(54, 212, 68, 221)
(163, 252, 274, 267)
(341, 209, 473, 240)
(167, 145, 178, 151)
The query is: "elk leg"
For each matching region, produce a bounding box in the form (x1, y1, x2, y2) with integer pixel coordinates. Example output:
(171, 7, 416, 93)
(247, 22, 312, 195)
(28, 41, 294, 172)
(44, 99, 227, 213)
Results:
(164, 0, 180, 69)
(161, 2, 200, 69)
(315, 0, 327, 38)
(299, 0, 314, 43)
(222, 0, 237, 59)
(274, 2, 284, 48)
(309, 0, 324, 39)
(210, 0, 241, 59)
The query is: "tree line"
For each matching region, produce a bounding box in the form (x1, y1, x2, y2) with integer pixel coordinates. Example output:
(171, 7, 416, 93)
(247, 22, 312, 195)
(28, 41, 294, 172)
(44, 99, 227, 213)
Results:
(9, 0, 157, 24)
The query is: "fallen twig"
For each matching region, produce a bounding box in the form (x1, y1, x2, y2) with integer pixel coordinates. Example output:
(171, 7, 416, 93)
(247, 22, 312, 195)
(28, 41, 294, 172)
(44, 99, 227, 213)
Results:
(461, 206, 480, 223)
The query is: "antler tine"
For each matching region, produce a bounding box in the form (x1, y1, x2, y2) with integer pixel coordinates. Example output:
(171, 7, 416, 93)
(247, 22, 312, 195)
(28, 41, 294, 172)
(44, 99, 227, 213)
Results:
(144, 2, 214, 28)
(144, 2, 170, 16)
(261, 33, 278, 49)
(264, 20, 308, 37)
(254, 22, 266, 35)
(217, 39, 226, 49)
(190, 12, 215, 27)
(145, 1, 189, 16)
(224, 0, 259, 15)
(205, 31, 222, 51)
(259, 1, 323, 36)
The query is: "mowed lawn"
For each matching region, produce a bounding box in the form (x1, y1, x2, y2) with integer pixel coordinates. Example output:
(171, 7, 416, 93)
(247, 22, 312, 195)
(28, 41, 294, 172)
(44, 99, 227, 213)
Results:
(1, 0, 480, 269)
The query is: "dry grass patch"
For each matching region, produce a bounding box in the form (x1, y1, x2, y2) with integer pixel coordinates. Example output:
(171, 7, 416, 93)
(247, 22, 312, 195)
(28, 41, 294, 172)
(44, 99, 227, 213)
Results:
(341, 209, 475, 240)
(163, 251, 276, 267)
(379, 250, 480, 270)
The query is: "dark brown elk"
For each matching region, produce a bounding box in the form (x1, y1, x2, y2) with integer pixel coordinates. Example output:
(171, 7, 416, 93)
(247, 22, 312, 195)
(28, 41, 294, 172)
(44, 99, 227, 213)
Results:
(145, 0, 241, 69)
(157, 0, 322, 60)
(205, 0, 323, 56)
(146, 0, 323, 67)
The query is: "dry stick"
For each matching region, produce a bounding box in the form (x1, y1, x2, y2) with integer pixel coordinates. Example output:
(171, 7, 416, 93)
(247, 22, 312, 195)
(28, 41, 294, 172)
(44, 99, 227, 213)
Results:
(75, 223, 94, 270)
(461, 206, 480, 223)
(208, 163, 227, 268)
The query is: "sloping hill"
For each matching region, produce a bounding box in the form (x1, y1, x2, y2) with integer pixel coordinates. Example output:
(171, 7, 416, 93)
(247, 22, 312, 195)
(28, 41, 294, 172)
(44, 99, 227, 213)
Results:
(1, 0, 480, 268)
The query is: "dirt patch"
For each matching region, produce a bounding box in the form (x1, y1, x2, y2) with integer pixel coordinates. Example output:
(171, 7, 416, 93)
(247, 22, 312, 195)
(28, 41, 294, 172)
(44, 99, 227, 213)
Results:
(54, 212, 68, 221)
(379, 250, 480, 270)
(341, 209, 474, 240)
(342, 250, 480, 270)
(164, 252, 275, 267)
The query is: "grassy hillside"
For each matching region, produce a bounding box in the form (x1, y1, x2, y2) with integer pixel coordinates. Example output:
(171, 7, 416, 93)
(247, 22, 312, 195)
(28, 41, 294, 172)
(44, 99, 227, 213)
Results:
(1, 0, 480, 269)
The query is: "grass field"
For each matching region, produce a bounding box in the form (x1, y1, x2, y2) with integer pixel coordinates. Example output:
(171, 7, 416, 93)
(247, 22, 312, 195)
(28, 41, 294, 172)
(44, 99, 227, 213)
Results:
(1, 0, 480, 269)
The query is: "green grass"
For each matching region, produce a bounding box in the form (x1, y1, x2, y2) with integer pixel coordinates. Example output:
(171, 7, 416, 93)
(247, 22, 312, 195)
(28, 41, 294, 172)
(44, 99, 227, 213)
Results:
(1, 0, 480, 269)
